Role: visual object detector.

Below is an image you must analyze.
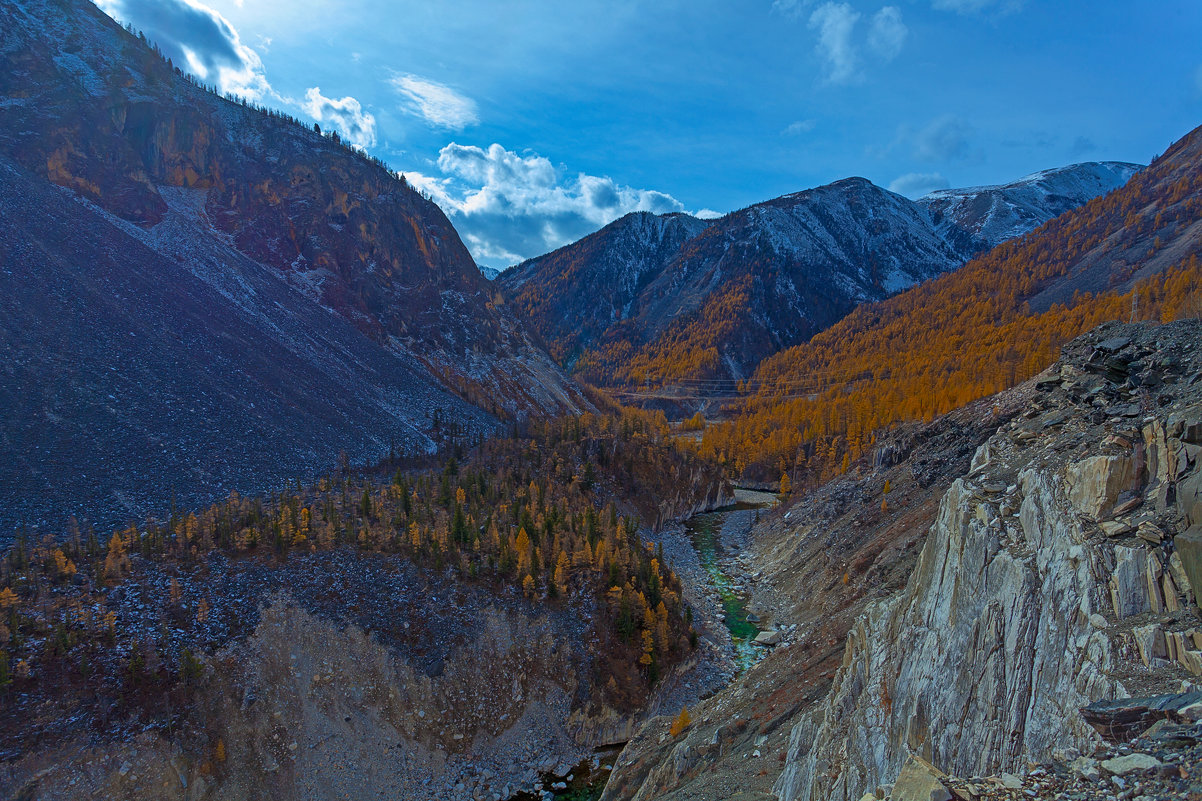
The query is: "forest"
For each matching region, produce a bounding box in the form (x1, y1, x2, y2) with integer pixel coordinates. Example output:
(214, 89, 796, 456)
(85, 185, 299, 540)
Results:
(0, 409, 723, 753)
(689, 141, 1202, 482)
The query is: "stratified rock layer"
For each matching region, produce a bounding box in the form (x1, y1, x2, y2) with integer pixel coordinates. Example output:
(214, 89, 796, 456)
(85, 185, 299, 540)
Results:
(774, 321, 1202, 801)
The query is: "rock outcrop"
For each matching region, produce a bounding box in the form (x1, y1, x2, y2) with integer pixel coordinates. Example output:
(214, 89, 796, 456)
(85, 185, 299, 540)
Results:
(773, 321, 1202, 801)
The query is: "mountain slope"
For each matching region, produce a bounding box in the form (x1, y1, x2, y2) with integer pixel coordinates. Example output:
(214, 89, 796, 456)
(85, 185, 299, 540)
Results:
(580, 178, 966, 386)
(918, 160, 1141, 254)
(499, 212, 711, 364)
(0, 0, 586, 533)
(503, 165, 1140, 389)
(699, 123, 1202, 480)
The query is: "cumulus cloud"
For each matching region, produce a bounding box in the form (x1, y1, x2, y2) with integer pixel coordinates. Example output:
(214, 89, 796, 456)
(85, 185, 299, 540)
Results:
(404, 143, 688, 266)
(390, 75, 479, 130)
(809, 3, 862, 85)
(888, 172, 949, 197)
(302, 87, 376, 149)
(867, 6, 908, 61)
(783, 119, 817, 135)
(95, 0, 270, 100)
(913, 114, 974, 162)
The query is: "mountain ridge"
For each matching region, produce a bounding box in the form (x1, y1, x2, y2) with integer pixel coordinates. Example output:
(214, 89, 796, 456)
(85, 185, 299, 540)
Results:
(0, 0, 587, 534)
(500, 161, 1140, 389)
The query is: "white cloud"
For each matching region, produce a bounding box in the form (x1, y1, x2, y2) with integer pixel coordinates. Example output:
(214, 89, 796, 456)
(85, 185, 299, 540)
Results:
(808, 3, 862, 86)
(783, 119, 817, 135)
(302, 87, 376, 149)
(931, 0, 1024, 14)
(95, 0, 271, 101)
(390, 74, 479, 130)
(772, 0, 813, 17)
(696, 208, 725, 220)
(888, 172, 949, 197)
(404, 143, 689, 266)
(805, 3, 906, 86)
(913, 114, 974, 162)
(867, 6, 908, 61)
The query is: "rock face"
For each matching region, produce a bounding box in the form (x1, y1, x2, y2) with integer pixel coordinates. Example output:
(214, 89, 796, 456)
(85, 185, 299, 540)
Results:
(772, 322, 1202, 801)
(0, 0, 587, 534)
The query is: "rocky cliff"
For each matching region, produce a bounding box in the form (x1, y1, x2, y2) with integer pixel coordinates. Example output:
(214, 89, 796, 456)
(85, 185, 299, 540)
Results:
(2, 550, 644, 801)
(774, 320, 1202, 801)
(599, 320, 1202, 801)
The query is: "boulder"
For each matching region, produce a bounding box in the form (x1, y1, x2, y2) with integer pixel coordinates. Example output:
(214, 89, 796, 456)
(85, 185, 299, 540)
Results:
(1066, 455, 1134, 520)
(890, 756, 952, 801)
(1080, 692, 1202, 741)
(1100, 753, 1162, 775)
(1167, 405, 1202, 445)
(753, 630, 781, 647)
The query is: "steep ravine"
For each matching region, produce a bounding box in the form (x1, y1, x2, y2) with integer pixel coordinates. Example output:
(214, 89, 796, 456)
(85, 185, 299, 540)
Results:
(600, 320, 1202, 801)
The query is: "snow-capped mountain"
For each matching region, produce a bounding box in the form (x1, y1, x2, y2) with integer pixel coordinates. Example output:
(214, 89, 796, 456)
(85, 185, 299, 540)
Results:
(918, 161, 1141, 254)
(502, 164, 1141, 387)
(499, 211, 711, 364)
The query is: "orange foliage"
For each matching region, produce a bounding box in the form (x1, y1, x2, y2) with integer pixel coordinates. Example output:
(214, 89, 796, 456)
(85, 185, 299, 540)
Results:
(693, 131, 1202, 482)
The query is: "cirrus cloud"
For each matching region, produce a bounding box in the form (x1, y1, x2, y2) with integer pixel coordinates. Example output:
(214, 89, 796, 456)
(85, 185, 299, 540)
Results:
(390, 74, 479, 130)
(94, 0, 270, 101)
(405, 143, 689, 266)
(809, 3, 862, 85)
(868, 6, 908, 61)
(806, 3, 908, 86)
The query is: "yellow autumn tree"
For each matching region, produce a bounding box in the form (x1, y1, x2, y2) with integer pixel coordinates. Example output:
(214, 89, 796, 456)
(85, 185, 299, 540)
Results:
(669, 706, 692, 737)
(554, 549, 570, 595)
(104, 532, 129, 582)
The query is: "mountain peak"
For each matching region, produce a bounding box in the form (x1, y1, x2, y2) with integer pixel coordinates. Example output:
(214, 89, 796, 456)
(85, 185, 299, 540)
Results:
(918, 160, 1142, 253)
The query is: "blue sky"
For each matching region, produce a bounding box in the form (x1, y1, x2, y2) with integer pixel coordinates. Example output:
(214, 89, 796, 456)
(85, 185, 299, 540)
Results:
(95, 0, 1202, 269)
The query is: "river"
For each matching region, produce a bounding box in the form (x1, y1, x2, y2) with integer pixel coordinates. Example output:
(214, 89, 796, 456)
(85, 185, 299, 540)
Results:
(683, 488, 778, 673)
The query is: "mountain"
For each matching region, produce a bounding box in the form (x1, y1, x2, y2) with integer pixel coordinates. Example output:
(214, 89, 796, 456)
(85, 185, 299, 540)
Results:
(500, 211, 711, 364)
(500, 164, 1142, 390)
(918, 160, 1141, 254)
(701, 123, 1202, 480)
(0, 0, 586, 534)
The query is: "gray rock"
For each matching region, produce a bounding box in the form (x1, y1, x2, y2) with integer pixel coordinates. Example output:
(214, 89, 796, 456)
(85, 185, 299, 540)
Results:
(889, 756, 952, 801)
(1096, 337, 1132, 354)
(1176, 525, 1202, 610)
(753, 630, 781, 646)
(1100, 753, 1162, 775)
(1070, 756, 1100, 781)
